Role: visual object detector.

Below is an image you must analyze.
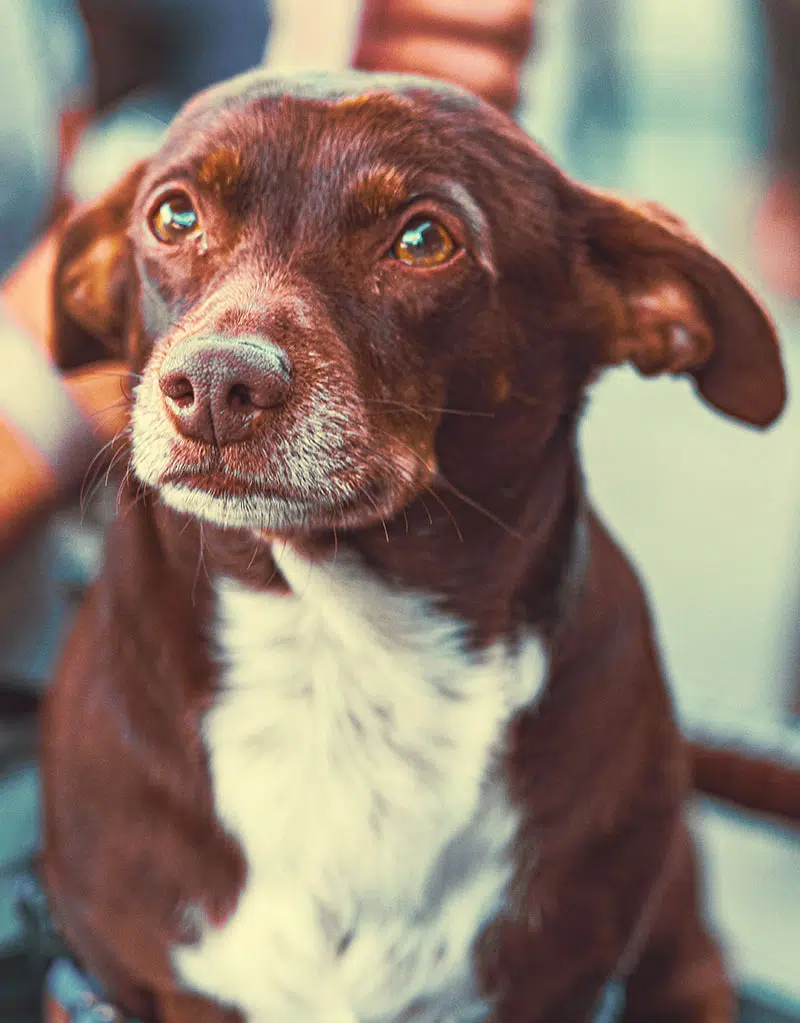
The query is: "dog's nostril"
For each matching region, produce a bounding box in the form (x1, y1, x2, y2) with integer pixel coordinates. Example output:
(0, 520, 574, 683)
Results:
(228, 382, 254, 410)
(226, 371, 290, 412)
(160, 372, 195, 408)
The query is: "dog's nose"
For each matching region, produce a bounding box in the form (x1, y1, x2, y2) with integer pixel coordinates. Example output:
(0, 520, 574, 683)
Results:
(159, 336, 291, 446)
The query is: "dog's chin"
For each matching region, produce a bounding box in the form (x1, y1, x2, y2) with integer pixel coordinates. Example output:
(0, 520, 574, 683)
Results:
(156, 481, 408, 536)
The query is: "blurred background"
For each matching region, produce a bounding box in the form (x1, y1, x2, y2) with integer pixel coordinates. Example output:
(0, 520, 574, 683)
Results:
(0, 0, 798, 1020)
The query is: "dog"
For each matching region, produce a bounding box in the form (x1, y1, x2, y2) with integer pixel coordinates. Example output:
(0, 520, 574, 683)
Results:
(41, 70, 786, 1023)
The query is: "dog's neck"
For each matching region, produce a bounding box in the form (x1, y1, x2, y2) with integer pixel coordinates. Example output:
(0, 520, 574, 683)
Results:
(346, 435, 583, 645)
(132, 423, 583, 650)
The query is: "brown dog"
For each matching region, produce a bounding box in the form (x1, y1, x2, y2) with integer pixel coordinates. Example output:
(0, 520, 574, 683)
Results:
(42, 71, 786, 1023)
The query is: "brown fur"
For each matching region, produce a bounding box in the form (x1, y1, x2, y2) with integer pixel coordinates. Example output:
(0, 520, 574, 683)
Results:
(42, 71, 785, 1023)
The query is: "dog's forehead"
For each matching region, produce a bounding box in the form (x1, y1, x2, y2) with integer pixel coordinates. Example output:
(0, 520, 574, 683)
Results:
(179, 68, 483, 124)
(146, 69, 497, 180)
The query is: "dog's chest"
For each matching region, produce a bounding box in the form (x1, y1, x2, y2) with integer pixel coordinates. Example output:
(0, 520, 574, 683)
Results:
(174, 549, 548, 1022)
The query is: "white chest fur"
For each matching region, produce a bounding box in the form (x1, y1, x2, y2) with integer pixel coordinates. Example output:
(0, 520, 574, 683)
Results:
(173, 547, 548, 1023)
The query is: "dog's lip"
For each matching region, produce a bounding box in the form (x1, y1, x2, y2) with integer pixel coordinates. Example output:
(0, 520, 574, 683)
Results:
(159, 472, 379, 514)
(159, 470, 295, 500)
(159, 469, 405, 524)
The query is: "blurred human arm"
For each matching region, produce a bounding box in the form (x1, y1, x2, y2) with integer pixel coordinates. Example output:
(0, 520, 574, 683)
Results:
(0, 230, 129, 556)
(265, 0, 536, 114)
(353, 0, 536, 112)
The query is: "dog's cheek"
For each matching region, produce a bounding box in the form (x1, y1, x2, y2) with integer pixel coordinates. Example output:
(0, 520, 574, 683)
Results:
(123, 276, 159, 374)
(136, 274, 178, 346)
(372, 270, 481, 366)
(129, 368, 175, 486)
(134, 246, 212, 337)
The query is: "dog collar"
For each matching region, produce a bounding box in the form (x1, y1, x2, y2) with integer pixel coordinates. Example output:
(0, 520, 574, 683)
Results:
(45, 958, 141, 1023)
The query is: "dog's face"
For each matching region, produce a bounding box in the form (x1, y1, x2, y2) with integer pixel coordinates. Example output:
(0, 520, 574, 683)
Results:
(53, 71, 785, 537)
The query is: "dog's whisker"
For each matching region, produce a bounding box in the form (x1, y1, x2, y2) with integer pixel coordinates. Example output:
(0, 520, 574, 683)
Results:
(103, 444, 130, 487)
(362, 405, 427, 420)
(352, 434, 464, 543)
(85, 450, 130, 515)
(114, 468, 142, 518)
(120, 482, 148, 519)
(367, 424, 519, 540)
(436, 475, 523, 541)
(88, 369, 143, 381)
(364, 398, 495, 419)
(361, 490, 390, 543)
(247, 539, 262, 573)
(422, 484, 464, 543)
(272, 536, 291, 588)
(199, 523, 212, 583)
(128, 470, 149, 511)
(80, 431, 127, 496)
(79, 430, 130, 518)
(115, 467, 134, 512)
(86, 399, 132, 420)
(192, 523, 209, 607)
(263, 558, 282, 589)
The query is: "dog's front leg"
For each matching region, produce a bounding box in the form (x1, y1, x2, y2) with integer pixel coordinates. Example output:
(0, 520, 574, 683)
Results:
(619, 827, 735, 1023)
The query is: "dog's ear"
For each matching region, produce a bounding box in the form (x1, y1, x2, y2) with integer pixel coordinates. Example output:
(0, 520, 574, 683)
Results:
(52, 161, 147, 370)
(571, 184, 786, 427)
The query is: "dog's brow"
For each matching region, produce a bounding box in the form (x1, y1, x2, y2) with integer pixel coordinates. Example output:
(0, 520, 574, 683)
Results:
(145, 164, 196, 194)
(197, 147, 244, 197)
(347, 167, 410, 219)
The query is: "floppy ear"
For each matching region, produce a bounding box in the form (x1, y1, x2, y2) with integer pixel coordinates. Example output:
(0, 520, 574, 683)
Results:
(52, 161, 148, 370)
(571, 184, 786, 427)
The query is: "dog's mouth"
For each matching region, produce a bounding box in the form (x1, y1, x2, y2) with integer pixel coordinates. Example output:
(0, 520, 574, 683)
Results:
(159, 470, 295, 500)
(151, 453, 426, 535)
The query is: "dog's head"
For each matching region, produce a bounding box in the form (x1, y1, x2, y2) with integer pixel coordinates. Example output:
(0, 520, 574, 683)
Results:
(52, 70, 785, 538)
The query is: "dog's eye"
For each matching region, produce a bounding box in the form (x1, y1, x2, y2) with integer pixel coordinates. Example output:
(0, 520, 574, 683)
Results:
(149, 193, 201, 244)
(392, 217, 455, 267)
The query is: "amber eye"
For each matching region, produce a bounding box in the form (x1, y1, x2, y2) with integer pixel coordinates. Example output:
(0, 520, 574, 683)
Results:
(391, 217, 456, 267)
(149, 192, 201, 244)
